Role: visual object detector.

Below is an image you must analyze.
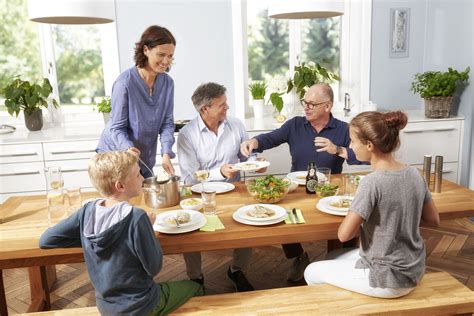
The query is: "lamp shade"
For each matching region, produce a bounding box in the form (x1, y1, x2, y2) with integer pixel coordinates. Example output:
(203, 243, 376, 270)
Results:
(268, 0, 344, 19)
(28, 0, 114, 24)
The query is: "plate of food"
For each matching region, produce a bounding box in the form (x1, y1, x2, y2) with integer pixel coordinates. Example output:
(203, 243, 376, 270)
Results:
(233, 160, 270, 172)
(191, 182, 235, 194)
(236, 204, 287, 222)
(233, 204, 287, 226)
(180, 198, 203, 211)
(154, 210, 206, 234)
(287, 171, 326, 185)
(321, 196, 354, 211)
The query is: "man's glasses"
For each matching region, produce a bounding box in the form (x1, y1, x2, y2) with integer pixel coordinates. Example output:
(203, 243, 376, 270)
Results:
(300, 99, 330, 110)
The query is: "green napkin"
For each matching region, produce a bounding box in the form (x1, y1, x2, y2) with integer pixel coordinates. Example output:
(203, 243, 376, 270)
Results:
(284, 209, 306, 224)
(200, 215, 225, 232)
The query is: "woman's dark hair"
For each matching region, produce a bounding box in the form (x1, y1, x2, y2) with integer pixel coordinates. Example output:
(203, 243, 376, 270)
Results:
(350, 111, 408, 154)
(134, 25, 176, 68)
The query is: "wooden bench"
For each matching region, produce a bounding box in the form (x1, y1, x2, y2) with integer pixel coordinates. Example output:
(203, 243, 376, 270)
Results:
(20, 272, 474, 315)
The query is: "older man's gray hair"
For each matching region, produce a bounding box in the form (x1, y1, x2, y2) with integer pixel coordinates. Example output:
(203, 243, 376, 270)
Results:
(191, 82, 226, 112)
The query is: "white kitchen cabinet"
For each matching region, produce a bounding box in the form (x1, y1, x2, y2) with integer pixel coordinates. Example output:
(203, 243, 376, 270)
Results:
(45, 159, 92, 189)
(0, 161, 46, 194)
(0, 143, 43, 163)
(397, 117, 463, 183)
(43, 140, 97, 161)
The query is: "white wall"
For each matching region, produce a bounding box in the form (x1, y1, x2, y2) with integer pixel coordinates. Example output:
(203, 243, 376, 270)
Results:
(370, 0, 473, 188)
(114, 0, 236, 120)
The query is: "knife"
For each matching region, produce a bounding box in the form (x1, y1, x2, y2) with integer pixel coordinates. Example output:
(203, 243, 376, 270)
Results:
(292, 208, 300, 224)
(287, 210, 295, 224)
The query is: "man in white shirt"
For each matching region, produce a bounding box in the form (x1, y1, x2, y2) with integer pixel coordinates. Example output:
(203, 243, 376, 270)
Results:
(177, 82, 259, 292)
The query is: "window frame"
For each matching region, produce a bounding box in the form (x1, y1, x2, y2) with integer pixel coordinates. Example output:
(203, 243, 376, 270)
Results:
(233, 0, 372, 122)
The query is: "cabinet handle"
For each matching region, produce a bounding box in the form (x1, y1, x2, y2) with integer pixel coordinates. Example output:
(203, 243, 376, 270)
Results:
(62, 168, 88, 173)
(403, 127, 456, 133)
(50, 149, 96, 155)
(0, 152, 38, 158)
(0, 170, 41, 176)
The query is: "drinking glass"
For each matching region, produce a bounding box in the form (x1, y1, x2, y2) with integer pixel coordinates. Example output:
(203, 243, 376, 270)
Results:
(45, 166, 64, 190)
(317, 167, 331, 184)
(341, 174, 357, 197)
(66, 187, 82, 215)
(201, 190, 217, 215)
(194, 162, 209, 193)
(47, 190, 65, 226)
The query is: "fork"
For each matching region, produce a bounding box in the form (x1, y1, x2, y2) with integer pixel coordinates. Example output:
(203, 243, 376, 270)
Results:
(174, 216, 181, 228)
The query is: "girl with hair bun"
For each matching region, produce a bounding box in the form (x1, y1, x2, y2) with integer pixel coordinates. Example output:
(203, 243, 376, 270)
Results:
(304, 110, 440, 298)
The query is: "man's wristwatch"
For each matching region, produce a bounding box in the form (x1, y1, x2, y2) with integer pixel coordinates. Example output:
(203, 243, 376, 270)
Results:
(335, 146, 343, 155)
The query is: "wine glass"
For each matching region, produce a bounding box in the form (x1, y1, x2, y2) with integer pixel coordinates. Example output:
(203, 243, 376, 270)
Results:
(194, 162, 209, 193)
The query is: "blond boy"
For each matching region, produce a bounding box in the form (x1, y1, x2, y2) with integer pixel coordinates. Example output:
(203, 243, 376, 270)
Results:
(40, 151, 202, 315)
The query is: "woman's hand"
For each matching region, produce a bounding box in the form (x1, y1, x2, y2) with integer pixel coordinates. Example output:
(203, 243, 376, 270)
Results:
(162, 154, 175, 175)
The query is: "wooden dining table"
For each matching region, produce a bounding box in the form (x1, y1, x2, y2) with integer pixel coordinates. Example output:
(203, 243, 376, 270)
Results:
(1, 175, 473, 315)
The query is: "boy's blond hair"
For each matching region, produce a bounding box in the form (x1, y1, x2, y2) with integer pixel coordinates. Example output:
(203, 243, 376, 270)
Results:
(88, 151, 138, 197)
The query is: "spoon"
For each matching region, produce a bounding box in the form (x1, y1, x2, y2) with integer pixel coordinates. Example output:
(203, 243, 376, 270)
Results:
(137, 156, 170, 184)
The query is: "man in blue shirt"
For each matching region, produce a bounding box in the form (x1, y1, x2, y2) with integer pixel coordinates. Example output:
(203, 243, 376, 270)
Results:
(240, 83, 366, 282)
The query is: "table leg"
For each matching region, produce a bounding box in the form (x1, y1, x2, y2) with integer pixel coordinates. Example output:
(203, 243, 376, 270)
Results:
(1, 269, 8, 316)
(26, 266, 56, 312)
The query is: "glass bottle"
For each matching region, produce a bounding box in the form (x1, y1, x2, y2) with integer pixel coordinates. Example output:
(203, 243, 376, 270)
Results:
(305, 162, 318, 194)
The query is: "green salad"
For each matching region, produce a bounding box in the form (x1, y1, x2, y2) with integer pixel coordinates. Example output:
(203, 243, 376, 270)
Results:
(248, 175, 290, 203)
(316, 183, 339, 197)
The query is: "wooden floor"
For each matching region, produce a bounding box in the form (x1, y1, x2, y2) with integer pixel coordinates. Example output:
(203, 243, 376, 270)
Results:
(4, 217, 474, 315)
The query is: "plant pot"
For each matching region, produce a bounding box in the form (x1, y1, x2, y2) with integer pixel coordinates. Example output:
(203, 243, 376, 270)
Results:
(102, 112, 110, 124)
(24, 109, 43, 131)
(424, 96, 453, 118)
(252, 99, 265, 119)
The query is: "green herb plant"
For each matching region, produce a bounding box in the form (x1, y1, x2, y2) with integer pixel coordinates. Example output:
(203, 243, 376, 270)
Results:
(2, 77, 58, 117)
(248, 81, 267, 100)
(95, 96, 111, 113)
(410, 67, 470, 98)
(287, 61, 340, 99)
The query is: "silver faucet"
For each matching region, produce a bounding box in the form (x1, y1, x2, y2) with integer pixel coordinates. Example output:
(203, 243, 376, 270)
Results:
(343, 93, 351, 117)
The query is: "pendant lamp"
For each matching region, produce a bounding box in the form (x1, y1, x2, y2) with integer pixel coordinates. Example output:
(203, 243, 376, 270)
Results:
(268, 0, 344, 19)
(28, 0, 114, 24)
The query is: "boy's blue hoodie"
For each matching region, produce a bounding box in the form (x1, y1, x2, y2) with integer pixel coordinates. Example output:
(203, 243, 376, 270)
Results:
(39, 200, 162, 315)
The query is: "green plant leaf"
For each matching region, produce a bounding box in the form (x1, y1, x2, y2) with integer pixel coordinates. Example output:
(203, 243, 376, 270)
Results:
(269, 92, 284, 113)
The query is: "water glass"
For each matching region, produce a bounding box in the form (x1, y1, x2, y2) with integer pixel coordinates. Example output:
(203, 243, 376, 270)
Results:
(66, 187, 82, 215)
(317, 167, 331, 184)
(47, 190, 65, 226)
(342, 174, 357, 197)
(201, 190, 217, 215)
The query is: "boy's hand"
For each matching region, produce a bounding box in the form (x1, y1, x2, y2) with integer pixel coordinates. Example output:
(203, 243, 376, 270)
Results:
(146, 212, 156, 225)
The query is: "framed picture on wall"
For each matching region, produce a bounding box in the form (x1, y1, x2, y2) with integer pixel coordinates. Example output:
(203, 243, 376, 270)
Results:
(389, 8, 410, 58)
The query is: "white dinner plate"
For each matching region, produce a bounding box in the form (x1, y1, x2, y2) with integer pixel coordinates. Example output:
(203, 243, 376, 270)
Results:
(233, 160, 271, 172)
(319, 196, 354, 212)
(153, 211, 206, 234)
(316, 201, 348, 217)
(191, 182, 235, 194)
(155, 210, 201, 228)
(232, 210, 287, 226)
(235, 204, 287, 222)
(287, 171, 326, 185)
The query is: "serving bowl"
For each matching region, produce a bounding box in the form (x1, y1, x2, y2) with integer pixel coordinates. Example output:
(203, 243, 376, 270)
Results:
(315, 183, 339, 198)
(245, 175, 290, 204)
(180, 198, 203, 211)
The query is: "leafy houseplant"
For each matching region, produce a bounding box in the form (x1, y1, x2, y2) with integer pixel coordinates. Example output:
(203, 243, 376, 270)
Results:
(411, 67, 469, 118)
(2, 77, 58, 131)
(94, 96, 111, 123)
(248, 81, 267, 119)
(287, 61, 340, 99)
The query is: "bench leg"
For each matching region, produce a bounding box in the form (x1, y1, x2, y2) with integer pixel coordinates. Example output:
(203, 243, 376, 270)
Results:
(26, 266, 56, 313)
(0, 269, 8, 316)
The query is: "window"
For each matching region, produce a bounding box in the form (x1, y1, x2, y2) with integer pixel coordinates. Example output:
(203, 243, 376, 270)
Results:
(0, 0, 119, 118)
(236, 0, 372, 120)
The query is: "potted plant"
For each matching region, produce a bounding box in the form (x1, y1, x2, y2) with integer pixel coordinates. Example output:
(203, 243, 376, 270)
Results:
(95, 96, 111, 123)
(248, 81, 267, 119)
(410, 67, 470, 118)
(2, 77, 58, 131)
(287, 61, 340, 99)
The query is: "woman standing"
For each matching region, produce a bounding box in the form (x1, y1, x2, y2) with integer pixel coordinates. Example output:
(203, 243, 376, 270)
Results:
(97, 25, 176, 177)
(304, 111, 440, 298)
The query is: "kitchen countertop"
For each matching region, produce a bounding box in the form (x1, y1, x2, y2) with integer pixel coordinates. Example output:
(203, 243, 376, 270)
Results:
(0, 110, 464, 145)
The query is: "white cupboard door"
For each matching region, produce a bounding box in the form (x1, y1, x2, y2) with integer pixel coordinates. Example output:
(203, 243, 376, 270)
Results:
(45, 159, 92, 189)
(43, 140, 98, 161)
(0, 143, 44, 163)
(0, 162, 46, 193)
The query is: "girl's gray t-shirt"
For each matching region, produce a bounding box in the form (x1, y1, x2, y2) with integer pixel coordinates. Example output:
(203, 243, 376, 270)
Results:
(350, 166, 432, 288)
